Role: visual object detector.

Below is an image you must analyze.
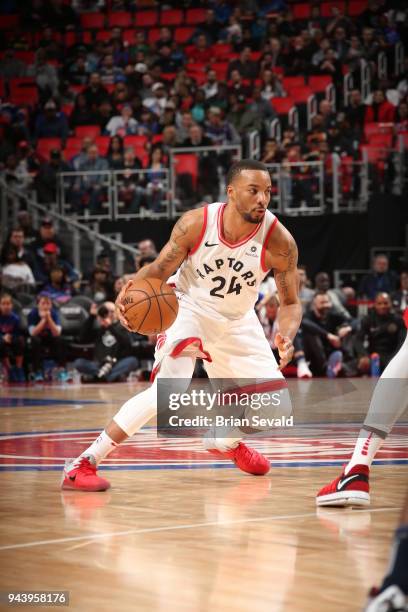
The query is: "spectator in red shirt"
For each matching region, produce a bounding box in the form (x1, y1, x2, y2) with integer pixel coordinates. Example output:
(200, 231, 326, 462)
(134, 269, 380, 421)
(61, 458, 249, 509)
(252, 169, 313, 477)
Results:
(188, 34, 213, 65)
(365, 89, 396, 123)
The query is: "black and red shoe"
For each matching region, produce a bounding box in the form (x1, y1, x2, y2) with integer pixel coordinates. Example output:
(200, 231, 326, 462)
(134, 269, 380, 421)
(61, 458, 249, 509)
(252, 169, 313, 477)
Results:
(316, 464, 370, 507)
(61, 456, 111, 492)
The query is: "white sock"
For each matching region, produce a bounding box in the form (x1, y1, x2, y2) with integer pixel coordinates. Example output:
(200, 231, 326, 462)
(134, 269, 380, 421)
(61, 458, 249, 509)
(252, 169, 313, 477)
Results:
(76, 430, 118, 466)
(345, 427, 384, 473)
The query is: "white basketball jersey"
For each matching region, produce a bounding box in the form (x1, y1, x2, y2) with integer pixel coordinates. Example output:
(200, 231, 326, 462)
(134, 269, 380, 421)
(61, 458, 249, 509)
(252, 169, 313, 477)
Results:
(171, 202, 278, 320)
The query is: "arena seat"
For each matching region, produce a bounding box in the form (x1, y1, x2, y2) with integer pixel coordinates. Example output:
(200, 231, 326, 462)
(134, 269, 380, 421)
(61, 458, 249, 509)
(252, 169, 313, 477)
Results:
(148, 28, 161, 44)
(75, 125, 101, 139)
(94, 136, 110, 156)
(134, 10, 158, 27)
(212, 43, 233, 61)
(107, 11, 132, 28)
(367, 133, 394, 147)
(185, 8, 207, 24)
(160, 9, 183, 26)
(80, 13, 105, 29)
(37, 138, 62, 160)
(308, 75, 333, 92)
(174, 154, 198, 190)
(283, 76, 306, 90)
(292, 4, 311, 19)
(320, 2, 345, 17)
(174, 27, 195, 44)
(364, 122, 394, 140)
(59, 305, 89, 341)
(347, 0, 368, 16)
(0, 14, 19, 29)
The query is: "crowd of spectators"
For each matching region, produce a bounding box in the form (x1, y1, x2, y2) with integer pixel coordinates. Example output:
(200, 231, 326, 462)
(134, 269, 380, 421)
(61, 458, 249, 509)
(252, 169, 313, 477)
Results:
(0, 210, 407, 382)
(0, 0, 407, 214)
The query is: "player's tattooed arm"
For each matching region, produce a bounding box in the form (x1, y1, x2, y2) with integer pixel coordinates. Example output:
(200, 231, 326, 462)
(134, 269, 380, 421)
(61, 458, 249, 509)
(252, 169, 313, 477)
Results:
(265, 224, 302, 362)
(133, 208, 204, 282)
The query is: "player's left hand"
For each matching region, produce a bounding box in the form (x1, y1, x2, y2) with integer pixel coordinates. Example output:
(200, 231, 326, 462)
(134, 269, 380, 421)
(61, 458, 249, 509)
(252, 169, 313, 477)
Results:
(275, 333, 294, 370)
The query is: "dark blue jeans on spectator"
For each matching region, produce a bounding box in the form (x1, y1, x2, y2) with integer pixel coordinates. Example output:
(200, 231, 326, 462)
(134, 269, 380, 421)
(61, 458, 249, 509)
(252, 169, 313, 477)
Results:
(74, 356, 138, 382)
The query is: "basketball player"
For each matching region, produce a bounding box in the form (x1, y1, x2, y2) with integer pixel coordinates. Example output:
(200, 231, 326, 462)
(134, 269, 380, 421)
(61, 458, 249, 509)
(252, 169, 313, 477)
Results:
(364, 491, 408, 611)
(61, 160, 302, 491)
(316, 308, 408, 507)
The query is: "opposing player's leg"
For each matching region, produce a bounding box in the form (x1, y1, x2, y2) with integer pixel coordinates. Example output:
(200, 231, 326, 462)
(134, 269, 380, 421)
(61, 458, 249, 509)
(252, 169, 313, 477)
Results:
(316, 327, 408, 507)
(203, 311, 293, 476)
(61, 354, 196, 491)
(363, 492, 408, 611)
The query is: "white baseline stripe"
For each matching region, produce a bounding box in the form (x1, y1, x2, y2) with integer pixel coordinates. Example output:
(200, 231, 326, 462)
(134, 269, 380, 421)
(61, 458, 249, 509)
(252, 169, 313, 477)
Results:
(0, 507, 400, 552)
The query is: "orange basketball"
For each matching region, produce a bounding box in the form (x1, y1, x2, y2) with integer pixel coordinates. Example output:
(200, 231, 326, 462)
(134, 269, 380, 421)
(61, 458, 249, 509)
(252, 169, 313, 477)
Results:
(121, 278, 179, 335)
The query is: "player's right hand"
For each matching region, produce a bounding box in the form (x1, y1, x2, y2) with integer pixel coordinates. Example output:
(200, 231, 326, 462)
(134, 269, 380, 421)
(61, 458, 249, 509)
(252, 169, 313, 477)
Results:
(115, 280, 134, 332)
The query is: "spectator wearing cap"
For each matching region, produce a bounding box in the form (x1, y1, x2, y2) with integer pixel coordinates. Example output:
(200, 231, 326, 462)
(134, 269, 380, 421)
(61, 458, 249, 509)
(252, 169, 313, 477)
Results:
(32, 218, 68, 259)
(227, 46, 259, 81)
(227, 93, 262, 137)
(205, 107, 240, 147)
(143, 83, 168, 118)
(28, 294, 65, 382)
(34, 241, 79, 285)
(34, 149, 70, 204)
(105, 105, 138, 137)
(83, 73, 110, 111)
(34, 100, 69, 143)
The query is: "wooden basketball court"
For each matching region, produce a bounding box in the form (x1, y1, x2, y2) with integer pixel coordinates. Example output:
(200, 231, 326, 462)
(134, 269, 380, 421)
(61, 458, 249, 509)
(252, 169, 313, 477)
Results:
(0, 380, 406, 611)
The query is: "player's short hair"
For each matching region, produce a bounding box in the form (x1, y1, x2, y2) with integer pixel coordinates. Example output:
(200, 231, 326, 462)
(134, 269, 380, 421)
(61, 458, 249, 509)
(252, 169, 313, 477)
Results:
(226, 159, 270, 185)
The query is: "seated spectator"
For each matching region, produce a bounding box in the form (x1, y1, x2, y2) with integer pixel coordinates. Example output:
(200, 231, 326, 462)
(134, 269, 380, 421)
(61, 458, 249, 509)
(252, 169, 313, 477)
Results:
(42, 266, 72, 304)
(249, 85, 276, 120)
(391, 270, 408, 314)
(70, 144, 109, 214)
(155, 27, 174, 52)
(106, 135, 124, 170)
(228, 69, 251, 98)
(188, 34, 213, 64)
(344, 89, 366, 135)
(134, 239, 158, 272)
(16, 211, 38, 250)
(395, 101, 408, 133)
(317, 48, 342, 83)
(153, 45, 184, 74)
(34, 100, 69, 143)
(105, 105, 138, 137)
(259, 69, 285, 101)
(202, 69, 219, 101)
(0, 245, 35, 292)
(359, 254, 399, 300)
(1, 227, 37, 271)
(99, 53, 124, 85)
(143, 82, 168, 118)
(73, 302, 138, 382)
(146, 146, 167, 213)
(258, 293, 312, 378)
(28, 294, 65, 382)
(28, 48, 59, 98)
(314, 271, 353, 320)
(318, 99, 336, 129)
(190, 88, 208, 124)
(2, 154, 32, 193)
(227, 93, 263, 137)
(83, 266, 114, 303)
(175, 111, 194, 144)
(16, 140, 40, 175)
(193, 9, 221, 45)
(298, 266, 315, 311)
(0, 292, 25, 382)
(0, 48, 26, 79)
(83, 73, 110, 111)
(227, 46, 258, 80)
(356, 292, 405, 373)
(182, 124, 219, 201)
(365, 89, 396, 123)
(70, 137, 93, 170)
(69, 94, 97, 129)
(31, 218, 69, 263)
(302, 292, 355, 377)
(35, 148, 71, 204)
(312, 38, 332, 67)
(34, 241, 79, 286)
(205, 107, 240, 146)
(116, 147, 144, 214)
(261, 138, 284, 164)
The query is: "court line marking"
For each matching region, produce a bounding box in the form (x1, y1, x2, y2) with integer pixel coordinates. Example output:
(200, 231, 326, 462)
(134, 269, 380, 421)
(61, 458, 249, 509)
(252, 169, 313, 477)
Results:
(0, 507, 400, 552)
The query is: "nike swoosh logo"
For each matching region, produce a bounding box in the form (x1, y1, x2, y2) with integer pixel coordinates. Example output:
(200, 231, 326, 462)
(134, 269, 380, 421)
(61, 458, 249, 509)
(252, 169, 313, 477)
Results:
(336, 474, 360, 491)
(205, 241, 219, 247)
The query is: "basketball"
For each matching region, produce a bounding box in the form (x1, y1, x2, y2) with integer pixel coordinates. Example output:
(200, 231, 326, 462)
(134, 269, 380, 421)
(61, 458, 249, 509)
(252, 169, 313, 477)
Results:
(121, 278, 179, 335)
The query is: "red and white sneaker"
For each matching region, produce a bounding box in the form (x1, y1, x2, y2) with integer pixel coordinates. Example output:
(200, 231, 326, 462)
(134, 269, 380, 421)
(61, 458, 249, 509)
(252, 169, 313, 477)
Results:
(206, 442, 270, 476)
(363, 585, 407, 611)
(61, 456, 111, 492)
(316, 464, 370, 507)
